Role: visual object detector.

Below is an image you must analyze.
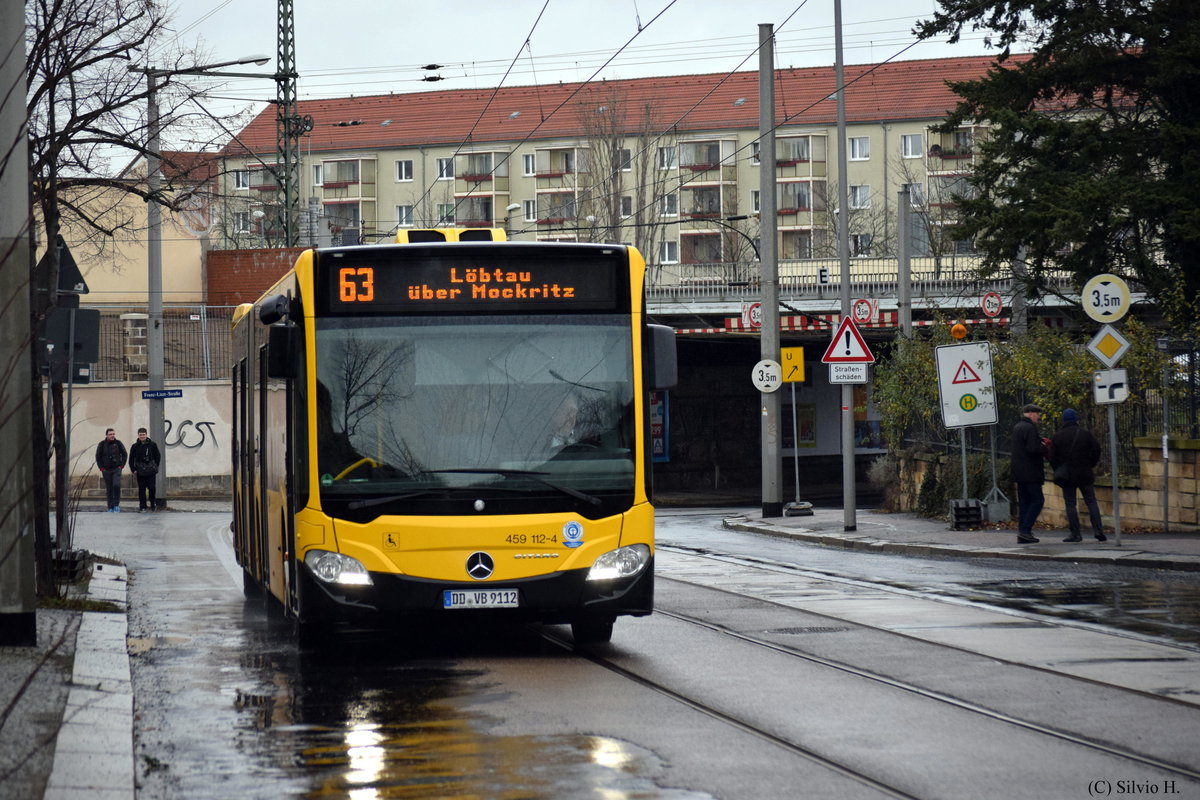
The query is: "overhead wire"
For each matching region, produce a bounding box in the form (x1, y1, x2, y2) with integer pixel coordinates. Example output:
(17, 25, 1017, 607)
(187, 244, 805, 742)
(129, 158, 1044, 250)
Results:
(394, 0, 682, 235)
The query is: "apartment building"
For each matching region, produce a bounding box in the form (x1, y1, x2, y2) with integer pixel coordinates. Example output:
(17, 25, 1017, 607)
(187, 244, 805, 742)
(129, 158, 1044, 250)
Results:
(216, 55, 1005, 271)
(208, 55, 1012, 498)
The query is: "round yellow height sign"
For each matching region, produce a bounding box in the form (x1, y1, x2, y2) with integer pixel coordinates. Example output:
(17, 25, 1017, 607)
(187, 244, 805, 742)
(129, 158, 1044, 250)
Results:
(1081, 274, 1130, 323)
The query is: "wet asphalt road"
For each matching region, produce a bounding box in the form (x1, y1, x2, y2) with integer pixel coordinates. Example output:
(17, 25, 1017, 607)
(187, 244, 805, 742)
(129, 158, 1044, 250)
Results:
(79, 508, 1200, 798)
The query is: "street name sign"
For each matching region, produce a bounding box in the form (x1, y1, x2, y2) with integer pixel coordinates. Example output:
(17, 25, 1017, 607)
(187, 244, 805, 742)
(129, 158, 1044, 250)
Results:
(142, 389, 183, 400)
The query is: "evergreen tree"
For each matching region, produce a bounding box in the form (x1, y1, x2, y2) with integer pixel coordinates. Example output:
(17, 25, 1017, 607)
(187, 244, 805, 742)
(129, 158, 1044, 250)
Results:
(916, 0, 1200, 330)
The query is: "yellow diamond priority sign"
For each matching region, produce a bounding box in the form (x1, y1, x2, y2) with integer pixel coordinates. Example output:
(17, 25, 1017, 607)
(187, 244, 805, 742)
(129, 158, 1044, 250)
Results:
(1087, 324, 1130, 368)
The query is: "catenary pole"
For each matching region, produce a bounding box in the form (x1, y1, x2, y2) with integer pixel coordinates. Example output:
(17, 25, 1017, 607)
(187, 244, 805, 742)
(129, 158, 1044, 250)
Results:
(758, 23, 782, 518)
(834, 0, 856, 530)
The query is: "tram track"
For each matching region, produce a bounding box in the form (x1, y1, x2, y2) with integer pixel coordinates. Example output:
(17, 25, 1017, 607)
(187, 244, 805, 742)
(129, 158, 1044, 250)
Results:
(534, 543, 1200, 797)
(534, 624, 925, 800)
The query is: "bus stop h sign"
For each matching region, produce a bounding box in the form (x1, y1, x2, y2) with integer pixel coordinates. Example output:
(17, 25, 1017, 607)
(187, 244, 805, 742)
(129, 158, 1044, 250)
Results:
(935, 342, 997, 428)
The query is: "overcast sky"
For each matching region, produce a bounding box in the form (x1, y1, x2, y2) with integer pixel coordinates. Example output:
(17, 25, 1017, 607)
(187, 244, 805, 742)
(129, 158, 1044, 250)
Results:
(152, 0, 998, 117)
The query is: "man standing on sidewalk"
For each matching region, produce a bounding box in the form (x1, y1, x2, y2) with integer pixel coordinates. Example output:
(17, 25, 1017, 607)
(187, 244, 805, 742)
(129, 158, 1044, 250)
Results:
(94, 427, 127, 512)
(1050, 408, 1108, 543)
(1010, 404, 1048, 544)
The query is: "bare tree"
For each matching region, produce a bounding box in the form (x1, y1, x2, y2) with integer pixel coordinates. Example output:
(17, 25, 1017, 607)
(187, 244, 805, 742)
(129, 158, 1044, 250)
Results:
(574, 88, 675, 263)
(811, 180, 894, 259)
(24, 0, 250, 594)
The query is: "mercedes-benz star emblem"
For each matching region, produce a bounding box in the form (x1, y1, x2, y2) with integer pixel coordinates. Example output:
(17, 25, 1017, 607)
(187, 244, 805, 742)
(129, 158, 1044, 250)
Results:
(466, 552, 494, 580)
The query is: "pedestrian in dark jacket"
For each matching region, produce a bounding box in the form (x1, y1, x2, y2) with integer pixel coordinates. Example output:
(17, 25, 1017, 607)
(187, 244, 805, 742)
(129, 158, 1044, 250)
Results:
(95, 428, 127, 512)
(1010, 403, 1049, 543)
(1049, 408, 1107, 542)
(129, 427, 162, 512)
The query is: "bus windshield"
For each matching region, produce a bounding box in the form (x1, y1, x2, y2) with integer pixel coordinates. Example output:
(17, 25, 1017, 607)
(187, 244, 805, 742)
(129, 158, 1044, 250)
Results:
(314, 313, 636, 517)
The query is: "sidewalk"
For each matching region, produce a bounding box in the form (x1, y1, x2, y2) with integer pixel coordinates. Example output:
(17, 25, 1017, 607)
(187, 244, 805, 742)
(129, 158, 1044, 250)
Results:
(6, 501, 1200, 799)
(721, 505, 1200, 573)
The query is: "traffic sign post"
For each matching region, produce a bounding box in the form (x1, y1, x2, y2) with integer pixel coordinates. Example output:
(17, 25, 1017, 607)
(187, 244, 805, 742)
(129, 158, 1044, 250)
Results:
(1081, 273, 1131, 323)
(751, 359, 782, 393)
(935, 342, 998, 519)
(1093, 369, 1128, 405)
(981, 291, 1003, 318)
(781, 347, 805, 383)
(828, 363, 868, 383)
(934, 342, 997, 428)
(820, 317, 874, 364)
(1087, 324, 1131, 368)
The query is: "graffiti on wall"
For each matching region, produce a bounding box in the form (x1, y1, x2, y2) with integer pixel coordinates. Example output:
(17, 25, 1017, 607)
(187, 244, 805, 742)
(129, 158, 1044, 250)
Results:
(165, 419, 219, 450)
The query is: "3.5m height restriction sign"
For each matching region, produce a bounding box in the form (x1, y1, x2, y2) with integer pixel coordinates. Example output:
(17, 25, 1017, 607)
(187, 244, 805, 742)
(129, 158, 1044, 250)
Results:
(935, 342, 997, 428)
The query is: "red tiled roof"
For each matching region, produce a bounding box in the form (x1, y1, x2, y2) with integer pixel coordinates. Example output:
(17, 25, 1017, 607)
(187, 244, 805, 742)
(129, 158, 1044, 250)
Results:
(223, 54, 1021, 158)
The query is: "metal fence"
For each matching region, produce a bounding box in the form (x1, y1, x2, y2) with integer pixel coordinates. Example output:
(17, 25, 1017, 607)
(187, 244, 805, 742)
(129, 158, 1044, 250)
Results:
(88, 305, 237, 383)
(900, 367, 1200, 483)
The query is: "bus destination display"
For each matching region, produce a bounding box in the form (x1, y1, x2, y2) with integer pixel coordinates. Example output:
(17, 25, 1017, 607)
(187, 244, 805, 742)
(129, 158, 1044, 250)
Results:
(321, 250, 622, 314)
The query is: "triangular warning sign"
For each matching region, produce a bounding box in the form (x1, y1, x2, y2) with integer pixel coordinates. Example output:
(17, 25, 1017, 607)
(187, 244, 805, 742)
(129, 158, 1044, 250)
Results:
(951, 360, 981, 384)
(821, 317, 875, 363)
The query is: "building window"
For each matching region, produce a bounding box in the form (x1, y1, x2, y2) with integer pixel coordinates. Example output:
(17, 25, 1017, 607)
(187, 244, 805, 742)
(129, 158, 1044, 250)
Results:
(901, 133, 923, 159)
(659, 240, 678, 263)
(311, 165, 322, 186)
(850, 233, 872, 257)
(656, 146, 676, 170)
(396, 205, 413, 227)
(618, 148, 632, 171)
(523, 199, 536, 222)
(750, 141, 760, 166)
(849, 184, 871, 209)
(523, 154, 536, 176)
(620, 196, 633, 217)
(233, 211, 249, 233)
(395, 160, 413, 182)
(437, 158, 454, 180)
(233, 170, 249, 189)
(849, 136, 870, 161)
(751, 190, 760, 214)
(779, 138, 810, 162)
(902, 182, 924, 206)
(659, 193, 678, 217)
(437, 203, 455, 223)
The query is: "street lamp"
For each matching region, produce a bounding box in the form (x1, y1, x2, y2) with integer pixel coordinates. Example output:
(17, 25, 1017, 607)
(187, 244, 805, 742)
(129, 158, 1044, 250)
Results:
(128, 55, 270, 507)
(504, 202, 521, 239)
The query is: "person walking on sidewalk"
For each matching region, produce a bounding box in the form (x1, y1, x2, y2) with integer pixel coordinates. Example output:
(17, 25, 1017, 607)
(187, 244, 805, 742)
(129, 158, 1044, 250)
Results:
(94, 428, 127, 512)
(129, 427, 162, 512)
(1049, 408, 1108, 543)
(1010, 403, 1049, 544)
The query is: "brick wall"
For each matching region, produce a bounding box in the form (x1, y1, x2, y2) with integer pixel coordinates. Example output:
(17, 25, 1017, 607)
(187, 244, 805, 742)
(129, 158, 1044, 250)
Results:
(206, 248, 306, 306)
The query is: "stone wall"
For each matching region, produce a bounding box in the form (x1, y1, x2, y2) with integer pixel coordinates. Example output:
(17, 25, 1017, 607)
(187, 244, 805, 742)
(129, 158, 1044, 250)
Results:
(898, 439, 1200, 533)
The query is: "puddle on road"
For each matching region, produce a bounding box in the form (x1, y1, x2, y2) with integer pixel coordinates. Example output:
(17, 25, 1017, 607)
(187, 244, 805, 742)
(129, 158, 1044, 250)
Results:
(964, 578, 1200, 647)
(232, 629, 710, 800)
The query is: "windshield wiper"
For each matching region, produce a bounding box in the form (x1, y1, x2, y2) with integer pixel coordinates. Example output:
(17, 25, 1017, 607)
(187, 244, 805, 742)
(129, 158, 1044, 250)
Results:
(347, 489, 447, 510)
(424, 468, 602, 506)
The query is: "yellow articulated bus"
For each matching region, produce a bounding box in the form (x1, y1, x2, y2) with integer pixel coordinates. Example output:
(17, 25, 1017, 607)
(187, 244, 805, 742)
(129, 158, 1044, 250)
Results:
(231, 230, 676, 644)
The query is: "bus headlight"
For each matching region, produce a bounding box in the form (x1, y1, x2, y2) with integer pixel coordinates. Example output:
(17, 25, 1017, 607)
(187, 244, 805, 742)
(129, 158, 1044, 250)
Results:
(586, 544, 650, 581)
(304, 550, 373, 586)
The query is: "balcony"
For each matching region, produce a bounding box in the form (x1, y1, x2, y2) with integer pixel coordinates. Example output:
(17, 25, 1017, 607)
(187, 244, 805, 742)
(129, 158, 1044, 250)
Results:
(459, 219, 494, 227)
(460, 173, 492, 182)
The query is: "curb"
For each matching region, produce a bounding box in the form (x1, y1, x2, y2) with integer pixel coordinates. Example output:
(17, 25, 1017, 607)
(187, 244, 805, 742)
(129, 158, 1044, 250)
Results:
(723, 518, 1200, 573)
(44, 559, 134, 800)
